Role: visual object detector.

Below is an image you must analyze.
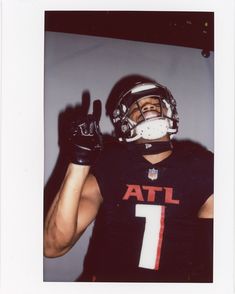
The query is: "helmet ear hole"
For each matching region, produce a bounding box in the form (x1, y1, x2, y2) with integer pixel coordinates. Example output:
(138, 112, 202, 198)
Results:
(121, 123, 130, 133)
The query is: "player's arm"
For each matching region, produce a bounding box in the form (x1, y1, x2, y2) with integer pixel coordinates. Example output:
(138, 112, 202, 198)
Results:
(74, 172, 103, 238)
(44, 100, 103, 258)
(197, 194, 214, 218)
(44, 164, 102, 258)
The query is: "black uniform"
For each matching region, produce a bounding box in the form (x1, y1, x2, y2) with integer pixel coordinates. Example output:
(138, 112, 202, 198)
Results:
(81, 141, 213, 282)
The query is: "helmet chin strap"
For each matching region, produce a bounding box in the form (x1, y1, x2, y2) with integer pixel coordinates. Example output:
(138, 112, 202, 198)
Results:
(126, 140, 173, 155)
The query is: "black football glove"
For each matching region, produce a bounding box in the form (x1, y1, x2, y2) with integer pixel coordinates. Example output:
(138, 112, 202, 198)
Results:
(68, 100, 103, 165)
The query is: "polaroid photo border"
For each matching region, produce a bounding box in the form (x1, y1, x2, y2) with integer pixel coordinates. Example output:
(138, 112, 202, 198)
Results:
(0, 0, 234, 294)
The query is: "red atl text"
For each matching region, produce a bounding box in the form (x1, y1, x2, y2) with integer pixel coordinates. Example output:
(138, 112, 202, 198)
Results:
(122, 184, 180, 204)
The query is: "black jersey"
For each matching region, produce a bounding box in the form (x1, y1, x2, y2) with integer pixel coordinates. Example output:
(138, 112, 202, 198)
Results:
(82, 141, 213, 282)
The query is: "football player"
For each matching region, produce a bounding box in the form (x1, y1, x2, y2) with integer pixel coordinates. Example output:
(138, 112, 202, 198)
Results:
(44, 75, 213, 282)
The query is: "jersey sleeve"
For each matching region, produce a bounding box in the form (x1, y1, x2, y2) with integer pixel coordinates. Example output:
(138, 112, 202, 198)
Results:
(193, 151, 214, 206)
(90, 143, 121, 198)
(90, 150, 107, 196)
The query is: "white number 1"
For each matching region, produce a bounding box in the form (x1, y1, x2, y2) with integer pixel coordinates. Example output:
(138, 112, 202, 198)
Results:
(135, 204, 165, 270)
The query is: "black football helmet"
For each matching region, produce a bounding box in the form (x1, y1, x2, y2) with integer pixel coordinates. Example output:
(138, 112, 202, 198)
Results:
(109, 78, 179, 142)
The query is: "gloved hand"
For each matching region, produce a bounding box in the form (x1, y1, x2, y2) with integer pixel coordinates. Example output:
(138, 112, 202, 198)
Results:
(68, 100, 103, 165)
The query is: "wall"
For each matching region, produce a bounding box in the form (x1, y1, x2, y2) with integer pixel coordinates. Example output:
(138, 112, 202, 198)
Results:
(43, 31, 214, 281)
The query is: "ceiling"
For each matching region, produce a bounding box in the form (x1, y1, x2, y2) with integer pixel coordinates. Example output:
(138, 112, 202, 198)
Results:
(45, 11, 214, 54)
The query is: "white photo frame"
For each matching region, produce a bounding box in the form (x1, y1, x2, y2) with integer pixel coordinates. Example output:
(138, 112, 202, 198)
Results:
(1, 0, 234, 294)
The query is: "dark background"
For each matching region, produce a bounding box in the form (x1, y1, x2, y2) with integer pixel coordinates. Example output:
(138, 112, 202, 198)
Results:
(45, 11, 214, 54)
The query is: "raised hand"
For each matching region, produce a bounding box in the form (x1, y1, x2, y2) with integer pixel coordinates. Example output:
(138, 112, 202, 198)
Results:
(68, 100, 103, 165)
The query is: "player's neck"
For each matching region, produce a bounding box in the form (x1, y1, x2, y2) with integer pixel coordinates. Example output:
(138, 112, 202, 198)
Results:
(139, 135, 172, 164)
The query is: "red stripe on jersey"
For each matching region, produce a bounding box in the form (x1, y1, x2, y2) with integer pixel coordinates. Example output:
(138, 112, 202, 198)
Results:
(155, 206, 165, 270)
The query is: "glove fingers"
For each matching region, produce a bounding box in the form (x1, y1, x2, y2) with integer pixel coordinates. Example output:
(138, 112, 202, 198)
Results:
(92, 100, 102, 123)
(80, 91, 91, 117)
